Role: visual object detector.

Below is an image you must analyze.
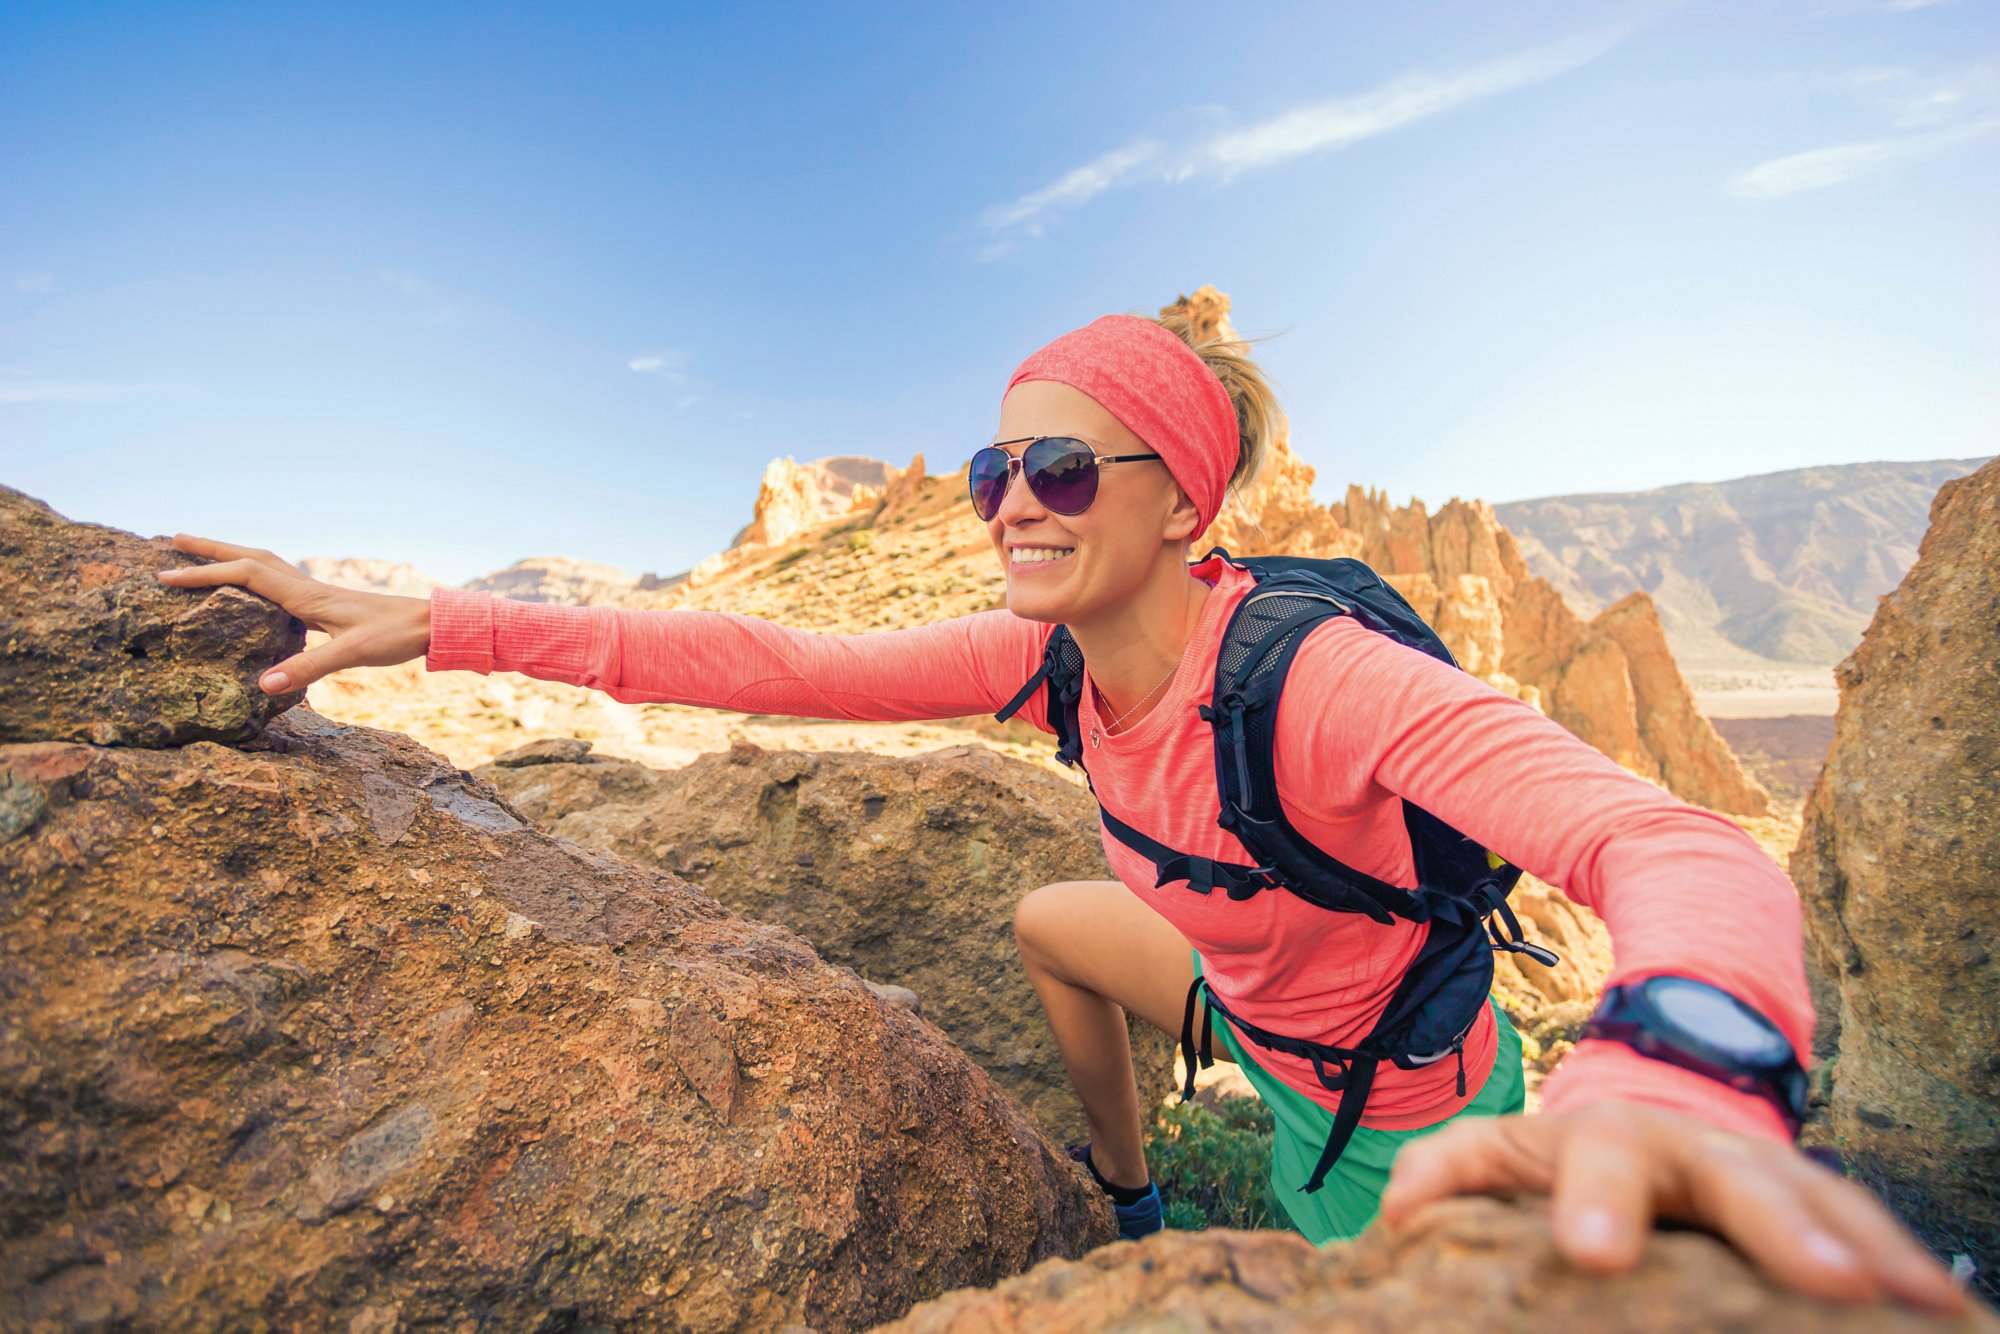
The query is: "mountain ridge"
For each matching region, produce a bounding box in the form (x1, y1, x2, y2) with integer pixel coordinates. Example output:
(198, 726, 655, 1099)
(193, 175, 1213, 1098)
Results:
(1495, 456, 1989, 670)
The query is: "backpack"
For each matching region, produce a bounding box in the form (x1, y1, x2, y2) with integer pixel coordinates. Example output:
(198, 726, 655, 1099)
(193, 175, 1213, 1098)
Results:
(996, 547, 1558, 1194)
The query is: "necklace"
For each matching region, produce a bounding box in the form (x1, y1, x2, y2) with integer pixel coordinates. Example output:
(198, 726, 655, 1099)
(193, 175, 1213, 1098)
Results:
(1088, 579, 1206, 747)
(1101, 660, 1181, 737)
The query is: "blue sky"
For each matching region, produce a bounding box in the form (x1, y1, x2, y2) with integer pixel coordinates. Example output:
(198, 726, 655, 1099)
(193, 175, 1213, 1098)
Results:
(4, 1, 1995, 585)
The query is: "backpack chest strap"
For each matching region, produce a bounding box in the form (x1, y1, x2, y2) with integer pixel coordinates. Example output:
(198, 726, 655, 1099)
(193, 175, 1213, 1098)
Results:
(1098, 803, 1280, 900)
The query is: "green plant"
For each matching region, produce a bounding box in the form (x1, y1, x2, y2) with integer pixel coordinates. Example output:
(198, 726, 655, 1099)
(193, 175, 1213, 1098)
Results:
(773, 547, 811, 570)
(1143, 1096, 1280, 1232)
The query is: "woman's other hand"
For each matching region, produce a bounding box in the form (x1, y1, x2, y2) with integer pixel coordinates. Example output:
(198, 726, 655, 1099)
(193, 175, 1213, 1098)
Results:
(1378, 1101, 1971, 1317)
(155, 534, 432, 694)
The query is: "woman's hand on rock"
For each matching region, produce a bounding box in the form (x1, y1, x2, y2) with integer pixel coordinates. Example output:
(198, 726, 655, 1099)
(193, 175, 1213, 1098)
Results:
(155, 534, 432, 694)
(1377, 1100, 1969, 1317)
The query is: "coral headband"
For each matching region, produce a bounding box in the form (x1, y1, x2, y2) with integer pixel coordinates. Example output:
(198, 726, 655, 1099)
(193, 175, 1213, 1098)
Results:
(1004, 313, 1239, 535)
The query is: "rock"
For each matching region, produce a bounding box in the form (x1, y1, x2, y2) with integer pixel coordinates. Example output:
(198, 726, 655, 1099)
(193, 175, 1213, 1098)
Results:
(875, 1196, 1991, 1332)
(1792, 456, 2000, 1299)
(734, 456, 900, 550)
(1, 726, 1112, 1326)
(0, 484, 308, 747)
(1589, 592, 1772, 817)
(475, 739, 1180, 1145)
(864, 979, 923, 1015)
(489, 735, 600, 767)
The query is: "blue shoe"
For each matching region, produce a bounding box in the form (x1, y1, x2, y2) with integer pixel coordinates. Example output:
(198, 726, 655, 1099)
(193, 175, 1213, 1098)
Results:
(1067, 1141, 1164, 1240)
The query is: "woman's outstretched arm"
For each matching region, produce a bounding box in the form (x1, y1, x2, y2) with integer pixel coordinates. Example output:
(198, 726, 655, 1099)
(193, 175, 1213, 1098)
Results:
(1274, 616, 1965, 1315)
(1271, 613, 1808, 1137)
(426, 586, 1055, 726)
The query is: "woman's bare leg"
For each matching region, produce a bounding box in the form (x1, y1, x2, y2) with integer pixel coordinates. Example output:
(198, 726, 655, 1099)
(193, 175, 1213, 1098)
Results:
(1013, 878, 1232, 1190)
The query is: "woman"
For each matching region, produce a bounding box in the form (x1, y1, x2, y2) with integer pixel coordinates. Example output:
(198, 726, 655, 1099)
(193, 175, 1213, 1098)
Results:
(157, 311, 1965, 1315)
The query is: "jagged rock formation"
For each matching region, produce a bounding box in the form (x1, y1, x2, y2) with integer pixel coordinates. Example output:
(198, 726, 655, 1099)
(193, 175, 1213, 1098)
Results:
(732, 455, 902, 549)
(646, 288, 1768, 816)
(474, 738, 1179, 1144)
(1, 502, 1114, 1331)
(295, 556, 445, 598)
(1497, 457, 1992, 668)
(0, 485, 307, 747)
(876, 1196, 1991, 1332)
(1792, 456, 2000, 1298)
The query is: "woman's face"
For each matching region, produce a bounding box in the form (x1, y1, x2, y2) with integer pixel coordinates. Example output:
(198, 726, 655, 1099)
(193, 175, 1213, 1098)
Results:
(986, 380, 1200, 624)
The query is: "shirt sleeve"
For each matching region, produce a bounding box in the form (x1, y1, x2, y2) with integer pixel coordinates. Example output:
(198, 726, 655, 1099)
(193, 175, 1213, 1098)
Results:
(424, 586, 1055, 726)
(1272, 616, 1808, 1141)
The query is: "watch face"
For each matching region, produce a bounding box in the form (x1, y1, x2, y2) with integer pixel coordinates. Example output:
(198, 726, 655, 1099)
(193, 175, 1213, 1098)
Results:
(1649, 977, 1791, 1065)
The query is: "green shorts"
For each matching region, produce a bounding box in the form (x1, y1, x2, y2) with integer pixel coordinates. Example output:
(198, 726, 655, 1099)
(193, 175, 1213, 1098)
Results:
(1190, 946, 1527, 1245)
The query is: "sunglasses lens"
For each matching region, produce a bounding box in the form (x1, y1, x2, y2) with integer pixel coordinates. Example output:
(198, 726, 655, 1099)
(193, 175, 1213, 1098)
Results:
(1025, 438, 1098, 515)
(968, 447, 1012, 521)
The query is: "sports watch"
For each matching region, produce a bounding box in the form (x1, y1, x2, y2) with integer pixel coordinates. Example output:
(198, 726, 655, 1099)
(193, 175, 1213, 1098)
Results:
(1581, 975, 1808, 1137)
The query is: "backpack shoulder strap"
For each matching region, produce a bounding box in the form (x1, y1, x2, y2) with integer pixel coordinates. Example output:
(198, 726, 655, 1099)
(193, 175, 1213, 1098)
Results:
(995, 624, 1087, 769)
(1210, 554, 1557, 962)
(1203, 566, 1415, 925)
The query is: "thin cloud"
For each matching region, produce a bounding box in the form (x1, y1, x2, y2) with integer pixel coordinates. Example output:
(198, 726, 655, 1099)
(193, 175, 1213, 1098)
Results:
(1731, 62, 2000, 198)
(1729, 114, 2000, 196)
(629, 350, 706, 408)
(971, 24, 1635, 257)
(628, 350, 693, 385)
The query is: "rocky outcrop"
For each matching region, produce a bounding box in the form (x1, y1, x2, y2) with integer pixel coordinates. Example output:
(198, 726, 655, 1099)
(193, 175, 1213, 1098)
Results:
(1793, 456, 2000, 1297)
(475, 738, 1179, 1144)
(877, 1196, 1991, 1332)
(0, 485, 307, 747)
(733, 456, 901, 549)
(0, 502, 1114, 1331)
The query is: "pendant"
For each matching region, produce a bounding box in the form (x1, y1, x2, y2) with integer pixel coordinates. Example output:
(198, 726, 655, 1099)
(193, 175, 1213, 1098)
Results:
(1090, 727, 1102, 748)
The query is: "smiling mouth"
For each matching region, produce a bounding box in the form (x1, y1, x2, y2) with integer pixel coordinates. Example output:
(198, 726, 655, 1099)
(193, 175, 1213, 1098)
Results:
(1010, 547, 1075, 567)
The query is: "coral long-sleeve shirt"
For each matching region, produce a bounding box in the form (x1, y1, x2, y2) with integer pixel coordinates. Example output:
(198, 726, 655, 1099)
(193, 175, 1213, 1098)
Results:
(425, 552, 1810, 1141)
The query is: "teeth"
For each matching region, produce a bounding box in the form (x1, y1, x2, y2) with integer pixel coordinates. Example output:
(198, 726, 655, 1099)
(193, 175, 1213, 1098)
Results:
(1012, 548, 1075, 565)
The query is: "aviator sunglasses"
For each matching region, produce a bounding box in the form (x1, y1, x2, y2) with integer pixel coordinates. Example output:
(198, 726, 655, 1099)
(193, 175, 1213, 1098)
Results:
(968, 436, 1163, 522)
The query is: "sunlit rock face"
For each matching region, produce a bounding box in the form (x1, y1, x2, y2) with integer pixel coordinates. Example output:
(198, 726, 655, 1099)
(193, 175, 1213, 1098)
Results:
(1793, 455, 2000, 1299)
(878, 1196, 1988, 1333)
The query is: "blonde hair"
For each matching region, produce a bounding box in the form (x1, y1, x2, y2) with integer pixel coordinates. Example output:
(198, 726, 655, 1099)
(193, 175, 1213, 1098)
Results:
(1144, 303, 1285, 514)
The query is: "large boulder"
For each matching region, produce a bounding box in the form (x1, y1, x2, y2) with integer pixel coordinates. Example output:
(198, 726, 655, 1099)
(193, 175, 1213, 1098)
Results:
(875, 1196, 1994, 1332)
(0, 485, 307, 747)
(474, 738, 1180, 1144)
(0, 502, 1113, 1332)
(1792, 456, 2000, 1294)
(0, 712, 1112, 1331)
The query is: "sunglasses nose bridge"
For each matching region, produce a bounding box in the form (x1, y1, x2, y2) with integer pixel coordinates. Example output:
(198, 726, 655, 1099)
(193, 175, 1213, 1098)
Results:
(992, 453, 1049, 522)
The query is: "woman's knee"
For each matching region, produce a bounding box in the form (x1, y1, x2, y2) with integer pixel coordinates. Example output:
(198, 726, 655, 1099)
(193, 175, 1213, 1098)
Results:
(1013, 879, 1091, 968)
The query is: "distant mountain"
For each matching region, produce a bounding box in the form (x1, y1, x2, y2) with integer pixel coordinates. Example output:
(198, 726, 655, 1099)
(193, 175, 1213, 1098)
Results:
(1495, 458, 1989, 669)
(296, 554, 688, 604)
(296, 556, 443, 598)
